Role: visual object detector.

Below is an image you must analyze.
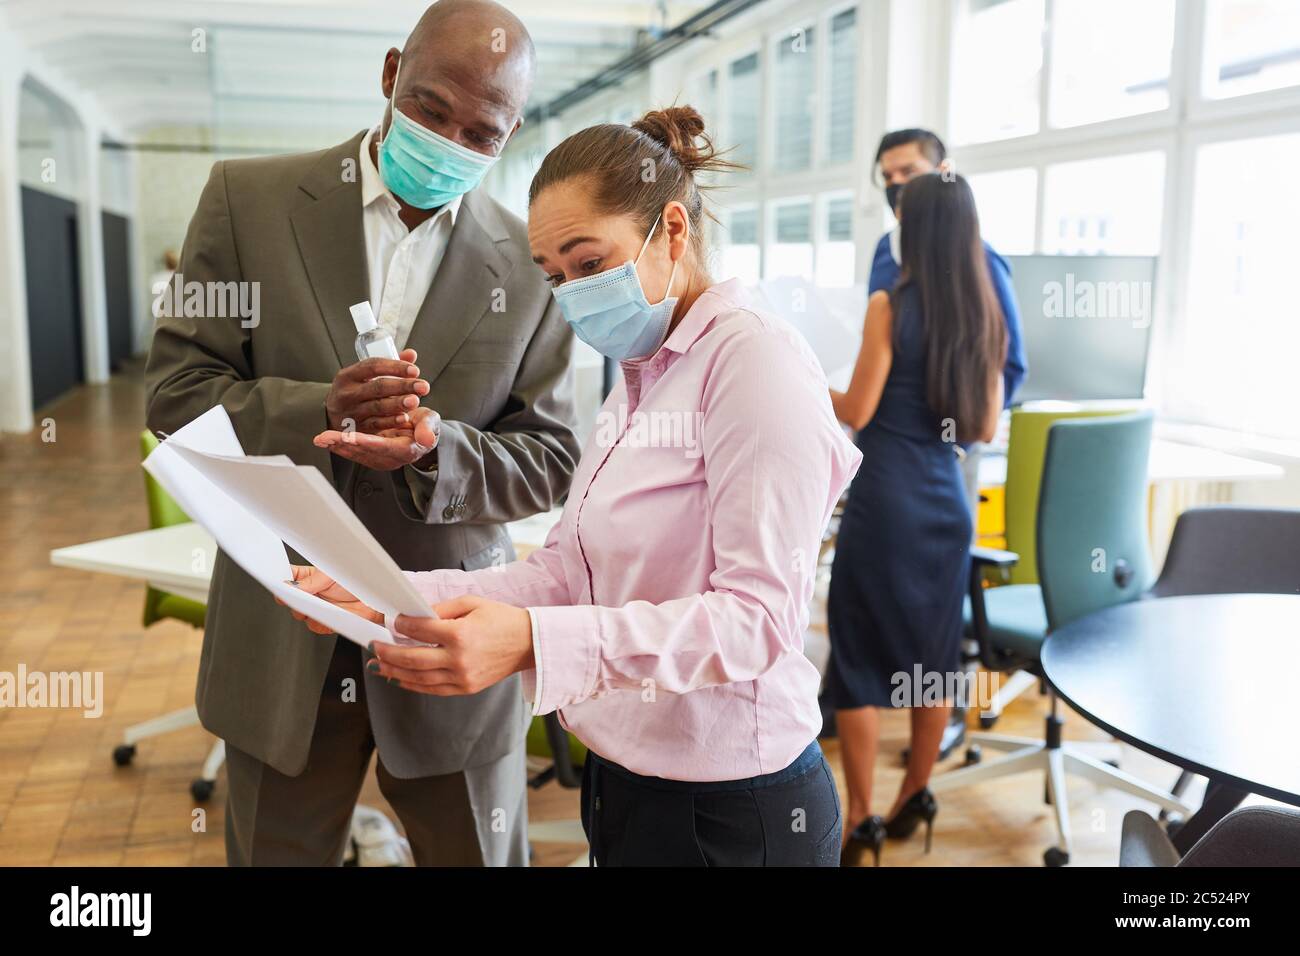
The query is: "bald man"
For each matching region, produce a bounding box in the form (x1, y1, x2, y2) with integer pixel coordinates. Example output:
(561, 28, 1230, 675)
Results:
(145, 0, 579, 866)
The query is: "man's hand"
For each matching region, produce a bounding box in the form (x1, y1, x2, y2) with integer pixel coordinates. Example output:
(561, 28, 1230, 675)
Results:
(278, 565, 382, 634)
(325, 347, 429, 434)
(314, 406, 441, 471)
(369, 595, 534, 696)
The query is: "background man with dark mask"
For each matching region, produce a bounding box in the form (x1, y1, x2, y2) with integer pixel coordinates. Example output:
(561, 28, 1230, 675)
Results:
(870, 128, 1027, 420)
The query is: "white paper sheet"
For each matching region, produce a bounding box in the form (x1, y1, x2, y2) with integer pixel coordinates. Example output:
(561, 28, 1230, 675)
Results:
(142, 406, 434, 648)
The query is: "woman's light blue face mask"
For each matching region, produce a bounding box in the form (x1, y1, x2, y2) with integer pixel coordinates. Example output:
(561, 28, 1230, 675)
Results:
(378, 59, 499, 210)
(550, 214, 680, 362)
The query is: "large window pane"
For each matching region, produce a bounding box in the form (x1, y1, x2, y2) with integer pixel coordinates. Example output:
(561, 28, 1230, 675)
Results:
(1204, 0, 1300, 99)
(1049, 0, 1175, 128)
(767, 200, 814, 279)
(692, 69, 718, 131)
(691, 69, 720, 187)
(967, 167, 1038, 255)
(816, 194, 856, 288)
(728, 53, 760, 169)
(950, 0, 1044, 144)
(1041, 152, 1165, 255)
(720, 206, 761, 285)
(1173, 133, 1300, 437)
(773, 27, 816, 173)
(826, 9, 857, 165)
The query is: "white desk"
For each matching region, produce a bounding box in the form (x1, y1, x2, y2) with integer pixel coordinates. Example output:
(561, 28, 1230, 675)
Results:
(50, 523, 215, 602)
(48, 509, 565, 597)
(977, 437, 1284, 488)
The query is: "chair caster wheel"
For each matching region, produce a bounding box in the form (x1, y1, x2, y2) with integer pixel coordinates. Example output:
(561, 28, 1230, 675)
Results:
(112, 744, 136, 767)
(190, 778, 215, 802)
(1043, 847, 1069, 867)
(979, 714, 999, 730)
(963, 745, 982, 766)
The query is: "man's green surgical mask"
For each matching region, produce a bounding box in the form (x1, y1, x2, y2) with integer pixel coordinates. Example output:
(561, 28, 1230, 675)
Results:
(377, 59, 499, 209)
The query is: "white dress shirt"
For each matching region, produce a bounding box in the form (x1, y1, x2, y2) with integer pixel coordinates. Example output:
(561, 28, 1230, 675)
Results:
(358, 126, 460, 351)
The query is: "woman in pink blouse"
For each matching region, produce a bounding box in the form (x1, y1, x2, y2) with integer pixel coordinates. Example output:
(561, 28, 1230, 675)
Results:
(291, 106, 861, 866)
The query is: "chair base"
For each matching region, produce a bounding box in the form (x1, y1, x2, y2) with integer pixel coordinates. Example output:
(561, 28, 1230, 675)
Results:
(930, 720, 1193, 865)
(114, 705, 225, 801)
(977, 669, 1039, 727)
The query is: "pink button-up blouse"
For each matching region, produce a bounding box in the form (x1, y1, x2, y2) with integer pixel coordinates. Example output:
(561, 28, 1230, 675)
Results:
(404, 278, 862, 781)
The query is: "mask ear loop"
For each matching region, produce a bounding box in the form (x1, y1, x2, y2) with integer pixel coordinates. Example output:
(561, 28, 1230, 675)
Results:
(634, 211, 682, 306)
(380, 57, 402, 145)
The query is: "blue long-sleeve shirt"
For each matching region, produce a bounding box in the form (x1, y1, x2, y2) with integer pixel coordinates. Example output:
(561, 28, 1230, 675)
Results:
(868, 231, 1027, 407)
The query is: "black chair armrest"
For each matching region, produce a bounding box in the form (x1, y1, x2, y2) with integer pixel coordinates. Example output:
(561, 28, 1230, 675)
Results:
(967, 546, 1028, 673)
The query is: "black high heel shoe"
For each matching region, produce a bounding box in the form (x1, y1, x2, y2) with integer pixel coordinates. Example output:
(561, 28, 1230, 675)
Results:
(884, 788, 938, 853)
(841, 815, 886, 867)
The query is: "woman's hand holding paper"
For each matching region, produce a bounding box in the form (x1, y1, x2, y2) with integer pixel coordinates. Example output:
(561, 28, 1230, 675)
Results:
(369, 595, 534, 696)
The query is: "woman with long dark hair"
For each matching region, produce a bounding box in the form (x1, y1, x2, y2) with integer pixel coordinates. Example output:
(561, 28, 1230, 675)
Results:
(826, 172, 1006, 865)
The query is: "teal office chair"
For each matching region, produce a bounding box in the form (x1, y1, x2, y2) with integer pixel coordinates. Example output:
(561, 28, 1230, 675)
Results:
(931, 412, 1192, 866)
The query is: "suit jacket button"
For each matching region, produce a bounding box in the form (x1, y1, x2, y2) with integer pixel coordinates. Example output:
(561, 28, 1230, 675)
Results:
(357, 480, 375, 498)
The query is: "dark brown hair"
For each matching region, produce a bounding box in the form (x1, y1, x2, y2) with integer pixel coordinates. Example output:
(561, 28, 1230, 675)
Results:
(892, 172, 1006, 443)
(527, 105, 739, 263)
(872, 128, 947, 185)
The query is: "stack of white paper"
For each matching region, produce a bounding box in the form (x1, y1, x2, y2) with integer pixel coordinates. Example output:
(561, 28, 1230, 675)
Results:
(142, 406, 435, 647)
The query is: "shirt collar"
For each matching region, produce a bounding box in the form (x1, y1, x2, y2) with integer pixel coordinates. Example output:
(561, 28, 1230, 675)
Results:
(661, 277, 749, 356)
(618, 278, 749, 375)
(359, 126, 461, 224)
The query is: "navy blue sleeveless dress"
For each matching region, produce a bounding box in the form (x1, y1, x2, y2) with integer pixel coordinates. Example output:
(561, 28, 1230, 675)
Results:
(824, 284, 972, 709)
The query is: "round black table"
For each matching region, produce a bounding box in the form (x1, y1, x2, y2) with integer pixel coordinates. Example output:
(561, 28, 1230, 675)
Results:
(1040, 593, 1300, 850)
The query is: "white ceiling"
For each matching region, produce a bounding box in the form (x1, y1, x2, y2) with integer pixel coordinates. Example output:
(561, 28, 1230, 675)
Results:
(1, 0, 713, 143)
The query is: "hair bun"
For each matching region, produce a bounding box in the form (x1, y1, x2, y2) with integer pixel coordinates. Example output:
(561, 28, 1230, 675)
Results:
(633, 105, 718, 174)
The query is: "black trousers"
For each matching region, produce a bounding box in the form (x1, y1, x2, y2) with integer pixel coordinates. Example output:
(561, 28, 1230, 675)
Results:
(579, 742, 842, 866)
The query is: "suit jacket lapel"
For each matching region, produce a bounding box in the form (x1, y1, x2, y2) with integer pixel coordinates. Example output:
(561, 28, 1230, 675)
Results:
(290, 131, 370, 368)
(405, 189, 515, 383)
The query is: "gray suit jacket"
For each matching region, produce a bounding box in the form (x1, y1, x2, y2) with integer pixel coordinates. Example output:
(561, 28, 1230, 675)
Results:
(144, 131, 580, 778)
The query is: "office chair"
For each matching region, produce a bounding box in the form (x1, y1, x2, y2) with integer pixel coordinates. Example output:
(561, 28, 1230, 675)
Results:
(966, 406, 1131, 729)
(931, 412, 1192, 866)
(1146, 506, 1300, 814)
(1120, 805, 1300, 867)
(110, 431, 224, 802)
(525, 713, 589, 865)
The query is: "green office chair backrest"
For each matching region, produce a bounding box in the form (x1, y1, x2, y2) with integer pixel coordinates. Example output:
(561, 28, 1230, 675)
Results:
(1005, 406, 1134, 585)
(140, 430, 207, 628)
(140, 430, 191, 528)
(1036, 411, 1155, 632)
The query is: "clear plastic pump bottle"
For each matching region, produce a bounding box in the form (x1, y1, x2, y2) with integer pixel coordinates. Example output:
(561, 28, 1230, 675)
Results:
(350, 302, 399, 362)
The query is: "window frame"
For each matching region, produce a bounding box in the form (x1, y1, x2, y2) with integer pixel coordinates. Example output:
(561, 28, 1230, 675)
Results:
(943, 0, 1300, 439)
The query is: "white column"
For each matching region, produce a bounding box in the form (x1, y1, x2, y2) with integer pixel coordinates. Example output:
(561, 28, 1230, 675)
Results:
(0, 55, 34, 433)
(75, 114, 110, 383)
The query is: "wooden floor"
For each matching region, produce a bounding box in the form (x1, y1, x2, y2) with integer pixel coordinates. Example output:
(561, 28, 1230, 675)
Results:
(0, 365, 1203, 867)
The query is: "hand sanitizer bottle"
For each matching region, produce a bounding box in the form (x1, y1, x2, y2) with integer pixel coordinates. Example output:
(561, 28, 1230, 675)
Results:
(351, 302, 399, 362)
